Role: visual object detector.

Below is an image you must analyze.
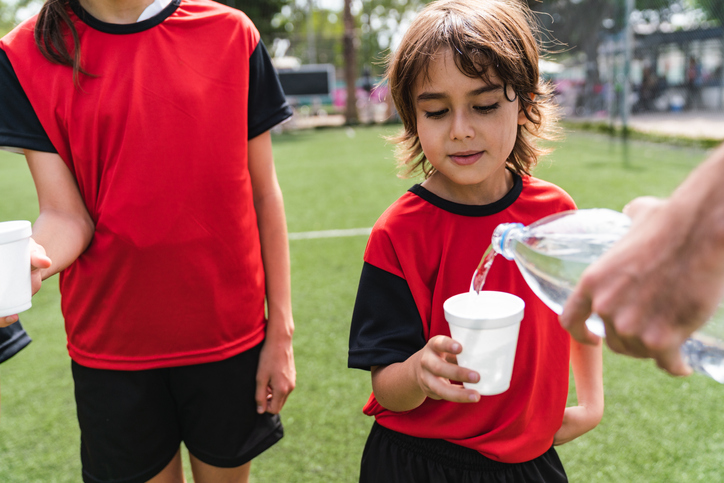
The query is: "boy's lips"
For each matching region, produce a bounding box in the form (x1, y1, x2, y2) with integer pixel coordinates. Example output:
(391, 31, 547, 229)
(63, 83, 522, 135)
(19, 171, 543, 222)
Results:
(449, 150, 483, 165)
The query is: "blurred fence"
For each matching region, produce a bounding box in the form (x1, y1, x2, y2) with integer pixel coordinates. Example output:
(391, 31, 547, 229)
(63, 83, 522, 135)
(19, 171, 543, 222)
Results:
(531, 0, 724, 124)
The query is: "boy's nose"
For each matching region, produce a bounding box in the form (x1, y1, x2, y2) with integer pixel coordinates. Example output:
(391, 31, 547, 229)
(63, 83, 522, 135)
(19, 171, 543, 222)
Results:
(449, 111, 475, 140)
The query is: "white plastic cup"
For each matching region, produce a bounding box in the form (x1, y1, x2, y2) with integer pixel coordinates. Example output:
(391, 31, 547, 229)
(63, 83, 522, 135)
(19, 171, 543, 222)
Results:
(0, 220, 33, 318)
(444, 291, 525, 396)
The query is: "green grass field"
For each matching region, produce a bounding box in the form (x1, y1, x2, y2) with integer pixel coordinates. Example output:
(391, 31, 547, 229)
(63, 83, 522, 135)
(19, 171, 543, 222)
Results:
(1, 125, 723, 482)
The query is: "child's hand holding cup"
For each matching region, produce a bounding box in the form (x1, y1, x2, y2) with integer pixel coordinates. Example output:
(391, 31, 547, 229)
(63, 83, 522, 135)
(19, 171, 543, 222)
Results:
(444, 291, 525, 396)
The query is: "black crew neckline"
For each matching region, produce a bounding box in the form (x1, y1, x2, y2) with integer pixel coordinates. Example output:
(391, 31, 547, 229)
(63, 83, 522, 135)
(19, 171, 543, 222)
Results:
(69, 0, 181, 34)
(408, 171, 523, 217)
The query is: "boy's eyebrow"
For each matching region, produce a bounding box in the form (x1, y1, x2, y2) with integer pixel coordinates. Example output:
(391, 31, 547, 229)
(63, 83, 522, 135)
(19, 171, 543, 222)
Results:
(416, 84, 503, 102)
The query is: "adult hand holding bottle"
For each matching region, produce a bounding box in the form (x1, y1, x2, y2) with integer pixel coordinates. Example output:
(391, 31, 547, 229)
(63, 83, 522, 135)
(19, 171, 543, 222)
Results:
(561, 143, 724, 376)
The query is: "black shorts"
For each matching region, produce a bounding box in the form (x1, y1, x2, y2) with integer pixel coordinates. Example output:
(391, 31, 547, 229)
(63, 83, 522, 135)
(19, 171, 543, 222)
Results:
(359, 422, 568, 483)
(71, 342, 283, 483)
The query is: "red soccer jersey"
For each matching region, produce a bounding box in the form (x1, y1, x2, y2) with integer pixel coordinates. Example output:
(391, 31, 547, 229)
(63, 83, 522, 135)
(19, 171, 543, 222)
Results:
(0, 0, 291, 369)
(349, 175, 576, 463)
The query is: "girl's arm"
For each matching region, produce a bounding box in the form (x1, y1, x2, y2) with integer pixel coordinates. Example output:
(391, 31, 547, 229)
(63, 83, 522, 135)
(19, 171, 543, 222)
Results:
(247, 131, 296, 415)
(553, 338, 604, 445)
(371, 335, 481, 412)
(2, 150, 94, 326)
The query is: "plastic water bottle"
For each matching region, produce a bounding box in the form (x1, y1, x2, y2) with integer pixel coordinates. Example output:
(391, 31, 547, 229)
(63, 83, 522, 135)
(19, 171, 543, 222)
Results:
(491, 208, 724, 383)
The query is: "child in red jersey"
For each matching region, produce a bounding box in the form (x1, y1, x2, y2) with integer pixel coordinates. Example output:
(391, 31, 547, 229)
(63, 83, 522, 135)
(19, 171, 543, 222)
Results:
(0, 0, 295, 481)
(348, 0, 603, 481)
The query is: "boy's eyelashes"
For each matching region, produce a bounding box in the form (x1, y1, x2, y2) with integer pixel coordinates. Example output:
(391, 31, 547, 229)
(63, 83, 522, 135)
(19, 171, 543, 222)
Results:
(422, 103, 500, 119)
(424, 109, 448, 119)
(474, 103, 500, 113)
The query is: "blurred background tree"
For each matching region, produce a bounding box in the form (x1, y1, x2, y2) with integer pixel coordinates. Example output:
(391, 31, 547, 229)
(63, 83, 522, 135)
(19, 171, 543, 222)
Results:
(229, 0, 292, 47)
(0, 0, 35, 37)
(693, 0, 724, 26)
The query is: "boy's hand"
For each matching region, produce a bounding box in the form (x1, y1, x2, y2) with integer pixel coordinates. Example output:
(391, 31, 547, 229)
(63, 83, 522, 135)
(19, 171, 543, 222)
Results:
(1, 238, 52, 327)
(553, 405, 602, 445)
(414, 335, 481, 403)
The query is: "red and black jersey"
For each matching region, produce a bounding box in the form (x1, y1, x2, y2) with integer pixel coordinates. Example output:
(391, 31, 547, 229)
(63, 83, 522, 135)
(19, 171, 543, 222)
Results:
(349, 174, 577, 464)
(0, 0, 292, 370)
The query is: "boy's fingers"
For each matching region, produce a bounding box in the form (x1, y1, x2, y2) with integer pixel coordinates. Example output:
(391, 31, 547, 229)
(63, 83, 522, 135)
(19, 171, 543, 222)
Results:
(421, 351, 479, 385)
(424, 377, 480, 403)
(444, 352, 459, 364)
(429, 335, 461, 354)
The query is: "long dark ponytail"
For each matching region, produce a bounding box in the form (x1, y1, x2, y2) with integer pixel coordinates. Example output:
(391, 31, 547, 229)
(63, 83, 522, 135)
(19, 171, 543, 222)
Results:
(34, 0, 88, 82)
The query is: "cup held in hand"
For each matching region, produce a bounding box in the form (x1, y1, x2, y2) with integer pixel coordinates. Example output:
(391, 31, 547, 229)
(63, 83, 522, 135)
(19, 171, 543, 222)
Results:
(444, 291, 525, 396)
(0, 221, 33, 318)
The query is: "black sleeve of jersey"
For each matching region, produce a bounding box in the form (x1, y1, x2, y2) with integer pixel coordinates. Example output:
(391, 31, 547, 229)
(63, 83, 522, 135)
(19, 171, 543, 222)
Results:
(348, 262, 426, 371)
(0, 48, 57, 154)
(248, 40, 292, 140)
(0, 319, 31, 364)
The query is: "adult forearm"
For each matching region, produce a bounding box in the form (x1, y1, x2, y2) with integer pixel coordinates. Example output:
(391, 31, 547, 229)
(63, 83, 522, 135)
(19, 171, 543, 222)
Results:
(667, 143, 724, 260)
(671, 143, 724, 208)
(641, 143, 724, 331)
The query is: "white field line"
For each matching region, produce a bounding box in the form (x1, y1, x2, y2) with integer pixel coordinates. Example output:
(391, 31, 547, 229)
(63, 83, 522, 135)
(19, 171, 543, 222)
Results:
(288, 227, 373, 240)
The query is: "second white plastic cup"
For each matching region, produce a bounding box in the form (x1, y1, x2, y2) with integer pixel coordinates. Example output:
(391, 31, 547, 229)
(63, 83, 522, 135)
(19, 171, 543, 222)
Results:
(444, 291, 525, 396)
(0, 220, 33, 318)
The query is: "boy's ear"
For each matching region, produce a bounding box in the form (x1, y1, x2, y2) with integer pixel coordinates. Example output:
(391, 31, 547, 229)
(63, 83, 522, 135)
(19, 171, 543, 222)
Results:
(517, 93, 535, 125)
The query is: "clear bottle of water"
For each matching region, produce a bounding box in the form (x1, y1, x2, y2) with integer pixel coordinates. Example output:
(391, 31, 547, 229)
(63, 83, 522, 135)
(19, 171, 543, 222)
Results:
(491, 208, 724, 383)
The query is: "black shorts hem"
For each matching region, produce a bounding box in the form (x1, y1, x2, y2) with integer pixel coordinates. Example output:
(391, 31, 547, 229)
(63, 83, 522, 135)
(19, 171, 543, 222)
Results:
(82, 446, 179, 483)
(186, 413, 284, 468)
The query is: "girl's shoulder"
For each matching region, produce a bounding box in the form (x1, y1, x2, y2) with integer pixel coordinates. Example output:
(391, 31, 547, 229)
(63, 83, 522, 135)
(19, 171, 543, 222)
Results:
(0, 15, 38, 51)
(180, 0, 255, 26)
(169, 0, 261, 55)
